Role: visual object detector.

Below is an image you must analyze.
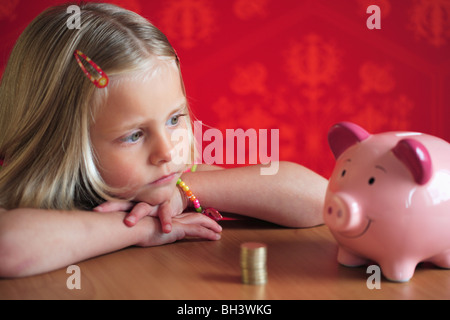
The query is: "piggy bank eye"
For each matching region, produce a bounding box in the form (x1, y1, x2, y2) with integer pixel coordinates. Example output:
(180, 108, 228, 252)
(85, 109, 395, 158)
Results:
(341, 169, 346, 177)
(368, 177, 375, 185)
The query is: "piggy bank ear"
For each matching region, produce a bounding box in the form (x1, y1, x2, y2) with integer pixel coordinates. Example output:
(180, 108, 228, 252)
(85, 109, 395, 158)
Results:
(328, 122, 370, 159)
(392, 138, 432, 185)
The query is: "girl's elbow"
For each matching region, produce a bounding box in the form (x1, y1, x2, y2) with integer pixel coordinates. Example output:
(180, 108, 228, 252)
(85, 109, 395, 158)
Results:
(0, 235, 24, 278)
(0, 212, 33, 278)
(288, 209, 324, 228)
(289, 192, 326, 228)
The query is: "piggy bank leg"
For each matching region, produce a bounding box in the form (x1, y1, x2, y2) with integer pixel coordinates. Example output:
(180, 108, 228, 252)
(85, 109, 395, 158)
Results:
(380, 260, 417, 282)
(337, 246, 368, 267)
(428, 250, 450, 269)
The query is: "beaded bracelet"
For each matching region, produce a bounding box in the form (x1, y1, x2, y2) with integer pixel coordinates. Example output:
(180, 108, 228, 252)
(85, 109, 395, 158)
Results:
(177, 178, 202, 212)
(177, 178, 222, 221)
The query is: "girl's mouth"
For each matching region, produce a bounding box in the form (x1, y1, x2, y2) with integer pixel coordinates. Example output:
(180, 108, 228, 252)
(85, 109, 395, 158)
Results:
(149, 172, 178, 186)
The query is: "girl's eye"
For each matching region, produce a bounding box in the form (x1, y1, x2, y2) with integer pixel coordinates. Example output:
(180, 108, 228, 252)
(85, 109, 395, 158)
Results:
(121, 131, 143, 144)
(170, 115, 179, 125)
(168, 113, 187, 126)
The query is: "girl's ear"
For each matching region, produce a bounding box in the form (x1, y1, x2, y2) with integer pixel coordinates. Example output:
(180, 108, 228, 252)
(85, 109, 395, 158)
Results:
(328, 122, 370, 159)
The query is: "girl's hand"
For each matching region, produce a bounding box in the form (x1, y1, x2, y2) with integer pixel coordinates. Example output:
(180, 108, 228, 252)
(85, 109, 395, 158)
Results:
(136, 212, 222, 247)
(125, 201, 176, 233)
(93, 188, 187, 233)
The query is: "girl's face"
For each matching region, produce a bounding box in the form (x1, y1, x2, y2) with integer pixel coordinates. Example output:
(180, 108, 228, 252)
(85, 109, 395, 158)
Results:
(90, 60, 190, 205)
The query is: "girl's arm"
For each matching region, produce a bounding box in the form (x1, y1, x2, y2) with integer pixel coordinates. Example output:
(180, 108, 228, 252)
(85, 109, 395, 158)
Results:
(0, 208, 221, 278)
(182, 161, 328, 227)
(95, 162, 327, 229)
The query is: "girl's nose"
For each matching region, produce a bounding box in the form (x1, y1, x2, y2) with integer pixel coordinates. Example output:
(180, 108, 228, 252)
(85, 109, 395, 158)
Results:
(149, 131, 173, 165)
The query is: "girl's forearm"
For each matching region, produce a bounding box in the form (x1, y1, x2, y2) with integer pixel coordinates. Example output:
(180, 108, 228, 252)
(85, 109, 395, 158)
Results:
(0, 208, 146, 277)
(183, 161, 328, 227)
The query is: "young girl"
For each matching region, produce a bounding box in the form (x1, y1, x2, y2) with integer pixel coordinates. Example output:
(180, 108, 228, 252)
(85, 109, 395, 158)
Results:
(0, 2, 327, 278)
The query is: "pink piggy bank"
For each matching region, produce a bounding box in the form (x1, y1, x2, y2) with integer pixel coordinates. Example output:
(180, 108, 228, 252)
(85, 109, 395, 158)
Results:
(324, 122, 450, 282)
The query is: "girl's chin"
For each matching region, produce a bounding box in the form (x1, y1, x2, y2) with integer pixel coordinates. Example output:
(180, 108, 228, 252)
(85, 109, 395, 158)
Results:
(132, 184, 175, 206)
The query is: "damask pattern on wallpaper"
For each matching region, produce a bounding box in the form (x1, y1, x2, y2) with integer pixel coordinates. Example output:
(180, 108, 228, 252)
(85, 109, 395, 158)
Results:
(1, 0, 449, 176)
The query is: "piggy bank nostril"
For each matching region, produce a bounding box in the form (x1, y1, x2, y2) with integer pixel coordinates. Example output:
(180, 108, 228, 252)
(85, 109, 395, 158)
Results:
(327, 207, 333, 214)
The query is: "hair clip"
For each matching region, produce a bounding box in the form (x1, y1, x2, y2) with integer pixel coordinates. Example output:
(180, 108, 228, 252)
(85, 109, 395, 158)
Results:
(74, 50, 109, 88)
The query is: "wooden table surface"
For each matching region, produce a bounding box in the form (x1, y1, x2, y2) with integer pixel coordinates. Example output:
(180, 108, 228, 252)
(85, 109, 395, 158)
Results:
(1, 216, 449, 300)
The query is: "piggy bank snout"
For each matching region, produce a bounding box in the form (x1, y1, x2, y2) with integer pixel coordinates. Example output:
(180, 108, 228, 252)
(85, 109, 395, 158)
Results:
(324, 193, 364, 234)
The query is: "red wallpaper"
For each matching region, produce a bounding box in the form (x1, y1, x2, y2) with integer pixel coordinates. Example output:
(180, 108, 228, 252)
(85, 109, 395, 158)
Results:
(1, 0, 449, 178)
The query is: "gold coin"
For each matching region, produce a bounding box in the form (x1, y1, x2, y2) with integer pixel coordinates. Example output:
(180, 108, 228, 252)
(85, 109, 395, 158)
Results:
(240, 242, 267, 285)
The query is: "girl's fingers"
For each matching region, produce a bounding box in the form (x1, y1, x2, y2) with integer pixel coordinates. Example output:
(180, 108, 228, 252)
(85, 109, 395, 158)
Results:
(93, 200, 135, 213)
(181, 223, 222, 241)
(137, 213, 222, 247)
(124, 202, 158, 227)
(175, 212, 222, 233)
(158, 202, 173, 233)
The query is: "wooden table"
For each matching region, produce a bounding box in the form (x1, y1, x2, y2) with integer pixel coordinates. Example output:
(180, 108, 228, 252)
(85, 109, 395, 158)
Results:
(1, 217, 449, 300)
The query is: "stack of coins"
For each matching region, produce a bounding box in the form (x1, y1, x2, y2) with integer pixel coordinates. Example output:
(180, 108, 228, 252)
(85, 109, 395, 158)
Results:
(240, 242, 267, 285)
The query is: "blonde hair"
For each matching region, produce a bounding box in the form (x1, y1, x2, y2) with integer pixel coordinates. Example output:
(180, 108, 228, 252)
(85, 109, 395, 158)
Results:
(0, 2, 191, 210)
